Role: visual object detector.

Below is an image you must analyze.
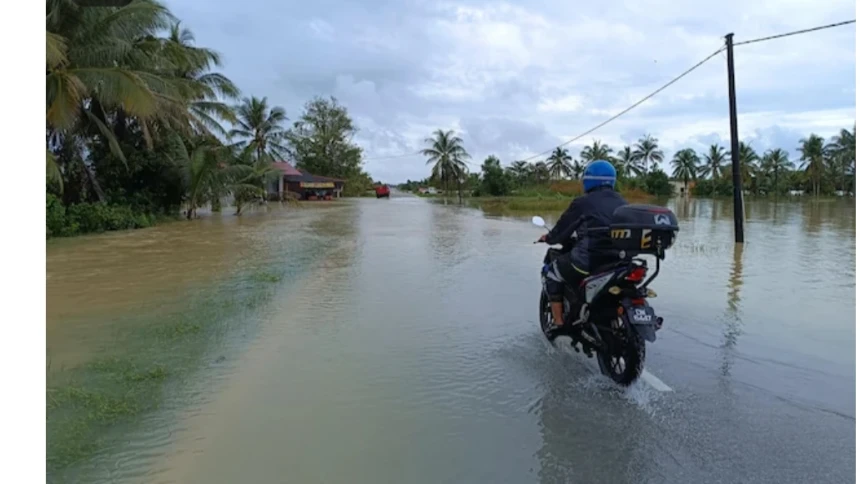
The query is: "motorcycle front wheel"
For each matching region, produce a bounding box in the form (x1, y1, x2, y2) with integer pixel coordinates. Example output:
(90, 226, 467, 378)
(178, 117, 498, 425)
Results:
(596, 317, 646, 386)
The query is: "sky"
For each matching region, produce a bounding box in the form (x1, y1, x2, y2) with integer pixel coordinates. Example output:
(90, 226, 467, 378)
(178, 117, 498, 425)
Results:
(166, 0, 856, 183)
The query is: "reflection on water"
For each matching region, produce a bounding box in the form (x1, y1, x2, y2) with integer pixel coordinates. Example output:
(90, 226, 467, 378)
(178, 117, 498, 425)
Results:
(720, 243, 744, 378)
(46, 197, 855, 483)
(429, 204, 468, 269)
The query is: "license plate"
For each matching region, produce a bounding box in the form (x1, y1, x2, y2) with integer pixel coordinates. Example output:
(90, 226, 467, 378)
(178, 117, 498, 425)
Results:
(627, 305, 656, 325)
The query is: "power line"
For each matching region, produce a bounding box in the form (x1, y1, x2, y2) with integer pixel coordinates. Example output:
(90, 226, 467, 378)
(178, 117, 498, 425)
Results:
(361, 47, 726, 165)
(734, 19, 855, 46)
(363, 20, 855, 167)
(519, 45, 726, 163)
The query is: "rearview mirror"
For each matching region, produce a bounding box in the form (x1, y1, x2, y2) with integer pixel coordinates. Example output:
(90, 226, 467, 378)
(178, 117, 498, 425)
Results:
(531, 216, 546, 228)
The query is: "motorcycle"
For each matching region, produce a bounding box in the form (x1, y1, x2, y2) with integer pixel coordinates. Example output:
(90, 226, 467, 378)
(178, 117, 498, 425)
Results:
(532, 204, 679, 386)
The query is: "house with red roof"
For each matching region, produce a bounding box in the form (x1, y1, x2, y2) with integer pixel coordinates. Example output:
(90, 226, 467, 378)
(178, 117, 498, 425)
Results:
(268, 161, 346, 201)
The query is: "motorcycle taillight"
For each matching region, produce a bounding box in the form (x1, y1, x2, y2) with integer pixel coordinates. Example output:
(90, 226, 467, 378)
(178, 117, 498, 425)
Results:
(625, 266, 646, 282)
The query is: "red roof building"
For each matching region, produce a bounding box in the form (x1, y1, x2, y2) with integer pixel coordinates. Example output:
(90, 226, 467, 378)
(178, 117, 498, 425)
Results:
(271, 161, 303, 176)
(268, 161, 346, 201)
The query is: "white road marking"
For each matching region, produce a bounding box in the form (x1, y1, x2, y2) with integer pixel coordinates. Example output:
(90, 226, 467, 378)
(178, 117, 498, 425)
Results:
(640, 369, 673, 392)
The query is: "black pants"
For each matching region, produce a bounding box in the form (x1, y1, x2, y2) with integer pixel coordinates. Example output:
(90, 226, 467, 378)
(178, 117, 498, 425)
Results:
(545, 252, 589, 303)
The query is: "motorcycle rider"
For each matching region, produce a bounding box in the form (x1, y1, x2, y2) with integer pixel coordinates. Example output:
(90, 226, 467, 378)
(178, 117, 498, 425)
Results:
(538, 159, 628, 341)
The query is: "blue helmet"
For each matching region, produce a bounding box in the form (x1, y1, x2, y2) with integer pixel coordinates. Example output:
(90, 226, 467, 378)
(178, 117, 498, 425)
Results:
(582, 160, 616, 192)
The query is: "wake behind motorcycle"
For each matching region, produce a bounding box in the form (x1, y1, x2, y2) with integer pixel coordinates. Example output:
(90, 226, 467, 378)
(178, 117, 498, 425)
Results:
(533, 204, 679, 386)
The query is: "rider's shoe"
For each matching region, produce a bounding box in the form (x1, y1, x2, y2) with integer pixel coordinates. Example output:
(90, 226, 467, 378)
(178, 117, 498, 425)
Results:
(543, 321, 570, 342)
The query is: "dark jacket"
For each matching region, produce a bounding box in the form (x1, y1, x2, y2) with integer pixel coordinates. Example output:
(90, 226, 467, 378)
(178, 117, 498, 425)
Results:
(545, 187, 628, 270)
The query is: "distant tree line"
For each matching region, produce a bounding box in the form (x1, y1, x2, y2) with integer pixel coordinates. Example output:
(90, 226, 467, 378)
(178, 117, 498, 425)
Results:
(403, 132, 678, 198)
(685, 129, 855, 198)
(46, 0, 371, 237)
(400, 128, 855, 200)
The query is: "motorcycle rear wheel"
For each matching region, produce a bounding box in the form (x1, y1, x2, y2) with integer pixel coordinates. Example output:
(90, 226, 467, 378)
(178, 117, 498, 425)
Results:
(596, 317, 645, 386)
(538, 290, 553, 336)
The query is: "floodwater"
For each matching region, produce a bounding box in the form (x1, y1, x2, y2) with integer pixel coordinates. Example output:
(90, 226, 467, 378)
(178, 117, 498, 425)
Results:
(46, 193, 856, 483)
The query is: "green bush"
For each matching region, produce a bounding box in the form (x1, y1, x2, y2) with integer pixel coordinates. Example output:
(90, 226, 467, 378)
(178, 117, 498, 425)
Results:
(643, 170, 674, 197)
(46, 194, 68, 237)
(480, 157, 512, 196)
(47, 197, 154, 238)
(135, 213, 153, 228)
(342, 174, 374, 197)
(692, 178, 733, 197)
(67, 203, 109, 233)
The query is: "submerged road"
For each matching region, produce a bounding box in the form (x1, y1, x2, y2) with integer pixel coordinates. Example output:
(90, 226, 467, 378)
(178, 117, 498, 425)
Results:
(49, 196, 855, 483)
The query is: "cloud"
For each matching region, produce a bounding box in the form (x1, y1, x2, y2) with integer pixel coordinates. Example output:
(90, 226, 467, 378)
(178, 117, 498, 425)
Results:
(166, 0, 856, 182)
(538, 95, 584, 113)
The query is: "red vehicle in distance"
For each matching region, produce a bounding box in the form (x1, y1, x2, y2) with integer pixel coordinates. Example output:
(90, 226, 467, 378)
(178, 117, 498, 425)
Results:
(375, 185, 390, 199)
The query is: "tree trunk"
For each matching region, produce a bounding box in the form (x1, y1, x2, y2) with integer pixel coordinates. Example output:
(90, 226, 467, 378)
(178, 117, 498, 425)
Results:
(83, 162, 106, 203)
(114, 109, 127, 141)
(774, 169, 779, 198)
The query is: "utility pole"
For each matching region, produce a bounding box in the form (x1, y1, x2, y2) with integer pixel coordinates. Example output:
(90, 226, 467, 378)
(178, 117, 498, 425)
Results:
(725, 33, 744, 243)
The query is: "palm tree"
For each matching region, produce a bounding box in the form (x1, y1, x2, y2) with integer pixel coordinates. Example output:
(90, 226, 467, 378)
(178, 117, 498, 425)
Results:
(546, 147, 574, 180)
(671, 149, 700, 196)
(162, 22, 240, 138)
(759, 149, 792, 196)
(580, 140, 613, 163)
(506, 160, 530, 186)
(735, 142, 759, 192)
(826, 126, 856, 194)
(454, 164, 470, 203)
(798, 134, 826, 197)
(421, 129, 470, 201)
(229, 96, 290, 162)
(46, 1, 171, 137)
(532, 162, 551, 184)
(632, 135, 664, 172)
(699, 144, 728, 180)
(182, 146, 219, 219)
(571, 159, 585, 178)
(46, 0, 178, 200)
(46, 0, 242, 207)
(46, 150, 63, 193)
(223, 145, 281, 214)
(615, 145, 643, 178)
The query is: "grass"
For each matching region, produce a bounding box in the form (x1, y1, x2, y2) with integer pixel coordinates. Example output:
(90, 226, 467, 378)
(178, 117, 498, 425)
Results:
(46, 288, 270, 474)
(465, 186, 656, 215)
(47, 358, 171, 470)
(46, 240, 329, 477)
(248, 270, 283, 284)
(473, 197, 573, 213)
(407, 180, 654, 209)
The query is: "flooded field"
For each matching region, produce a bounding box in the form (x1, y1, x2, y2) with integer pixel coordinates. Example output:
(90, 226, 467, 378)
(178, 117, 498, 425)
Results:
(46, 195, 855, 483)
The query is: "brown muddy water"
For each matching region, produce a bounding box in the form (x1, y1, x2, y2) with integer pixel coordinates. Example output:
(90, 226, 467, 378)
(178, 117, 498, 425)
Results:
(46, 195, 855, 483)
